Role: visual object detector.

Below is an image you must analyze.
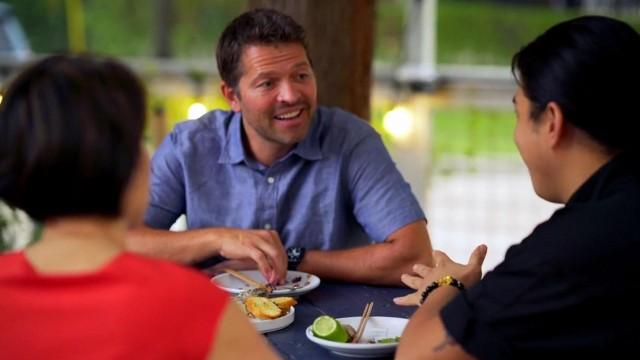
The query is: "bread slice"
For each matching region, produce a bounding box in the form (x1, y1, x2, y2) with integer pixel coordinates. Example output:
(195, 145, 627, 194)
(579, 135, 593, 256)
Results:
(270, 297, 297, 311)
(245, 296, 282, 320)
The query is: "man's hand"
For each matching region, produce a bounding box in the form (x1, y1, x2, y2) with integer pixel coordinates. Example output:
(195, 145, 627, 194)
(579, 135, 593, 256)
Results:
(393, 244, 487, 306)
(126, 225, 287, 283)
(214, 228, 287, 285)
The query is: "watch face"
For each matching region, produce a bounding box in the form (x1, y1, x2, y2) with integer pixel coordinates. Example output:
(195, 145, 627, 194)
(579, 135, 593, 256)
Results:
(287, 247, 305, 270)
(288, 247, 303, 259)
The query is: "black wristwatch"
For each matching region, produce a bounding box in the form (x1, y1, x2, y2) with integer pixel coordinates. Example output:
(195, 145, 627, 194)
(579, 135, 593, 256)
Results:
(286, 247, 306, 270)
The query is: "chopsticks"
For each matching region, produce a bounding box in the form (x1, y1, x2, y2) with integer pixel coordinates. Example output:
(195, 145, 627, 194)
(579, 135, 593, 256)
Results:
(351, 302, 374, 343)
(223, 269, 272, 292)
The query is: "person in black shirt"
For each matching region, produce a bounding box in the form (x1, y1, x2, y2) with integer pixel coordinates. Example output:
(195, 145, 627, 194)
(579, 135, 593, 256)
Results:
(395, 16, 640, 359)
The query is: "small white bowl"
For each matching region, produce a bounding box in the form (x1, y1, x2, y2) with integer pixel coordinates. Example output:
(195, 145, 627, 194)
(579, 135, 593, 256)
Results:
(251, 307, 295, 333)
(306, 316, 407, 358)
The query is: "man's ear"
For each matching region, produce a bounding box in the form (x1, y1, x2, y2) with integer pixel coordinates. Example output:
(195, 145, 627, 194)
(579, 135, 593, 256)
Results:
(542, 101, 566, 148)
(220, 82, 241, 112)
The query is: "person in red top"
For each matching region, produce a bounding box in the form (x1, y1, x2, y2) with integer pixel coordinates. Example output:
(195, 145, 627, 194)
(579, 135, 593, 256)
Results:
(0, 54, 279, 359)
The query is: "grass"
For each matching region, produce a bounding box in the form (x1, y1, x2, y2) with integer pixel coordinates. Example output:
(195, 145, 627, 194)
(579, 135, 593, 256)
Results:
(432, 107, 517, 158)
(370, 101, 518, 158)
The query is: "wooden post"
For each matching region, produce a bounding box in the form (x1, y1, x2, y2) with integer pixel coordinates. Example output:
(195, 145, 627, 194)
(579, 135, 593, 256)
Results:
(247, 0, 375, 121)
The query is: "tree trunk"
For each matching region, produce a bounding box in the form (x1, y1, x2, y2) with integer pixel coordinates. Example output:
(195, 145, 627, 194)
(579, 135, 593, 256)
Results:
(247, 0, 374, 121)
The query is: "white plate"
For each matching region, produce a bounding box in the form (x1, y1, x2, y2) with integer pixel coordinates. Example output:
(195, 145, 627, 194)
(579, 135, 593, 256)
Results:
(212, 270, 320, 297)
(306, 316, 407, 358)
(251, 306, 295, 333)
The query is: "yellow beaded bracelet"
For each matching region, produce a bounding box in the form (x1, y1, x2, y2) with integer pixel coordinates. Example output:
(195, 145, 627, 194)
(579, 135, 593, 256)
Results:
(419, 275, 465, 305)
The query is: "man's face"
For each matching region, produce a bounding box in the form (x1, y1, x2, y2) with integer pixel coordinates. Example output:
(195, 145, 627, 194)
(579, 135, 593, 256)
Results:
(513, 86, 549, 200)
(223, 43, 317, 159)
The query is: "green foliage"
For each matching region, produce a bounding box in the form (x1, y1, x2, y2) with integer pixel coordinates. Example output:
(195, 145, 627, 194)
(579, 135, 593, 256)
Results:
(0, 201, 40, 252)
(438, 0, 576, 64)
(6, 0, 244, 57)
(171, 0, 246, 58)
(432, 107, 517, 158)
(8, 0, 640, 64)
(437, 0, 640, 65)
(5, 0, 68, 53)
(0, 209, 10, 252)
(84, 0, 153, 56)
(375, 0, 640, 65)
(375, 0, 406, 63)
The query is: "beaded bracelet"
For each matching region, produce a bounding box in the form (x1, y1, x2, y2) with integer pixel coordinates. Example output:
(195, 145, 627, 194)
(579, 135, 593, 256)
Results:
(419, 275, 465, 305)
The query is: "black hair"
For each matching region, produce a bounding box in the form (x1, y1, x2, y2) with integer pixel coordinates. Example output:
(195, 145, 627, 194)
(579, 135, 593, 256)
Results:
(0, 54, 147, 221)
(512, 16, 640, 154)
(215, 8, 310, 90)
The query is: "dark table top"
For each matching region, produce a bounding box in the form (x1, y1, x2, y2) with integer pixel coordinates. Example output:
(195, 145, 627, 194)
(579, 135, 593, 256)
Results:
(264, 281, 415, 359)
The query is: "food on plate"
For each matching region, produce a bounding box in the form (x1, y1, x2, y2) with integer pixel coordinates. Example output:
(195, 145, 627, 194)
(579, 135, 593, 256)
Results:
(270, 297, 297, 310)
(242, 287, 272, 297)
(244, 296, 296, 320)
(311, 315, 349, 343)
(374, 336, 400, 344)
(343, 324, 356, 340)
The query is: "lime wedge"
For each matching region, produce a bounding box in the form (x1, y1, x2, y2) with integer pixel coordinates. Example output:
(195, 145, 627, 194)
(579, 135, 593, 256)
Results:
(312, 315, 349, 343)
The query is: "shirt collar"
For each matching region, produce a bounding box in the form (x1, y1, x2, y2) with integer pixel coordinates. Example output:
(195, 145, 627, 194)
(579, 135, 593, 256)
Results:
(218, 109, 324, 165)
(291, 109, 323, 161)
(567, 155, 636, 205)
(218, 111, 246, 165)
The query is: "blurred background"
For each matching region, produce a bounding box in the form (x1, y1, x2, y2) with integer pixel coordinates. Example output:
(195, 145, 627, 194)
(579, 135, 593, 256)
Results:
(1, 0, 639, 271)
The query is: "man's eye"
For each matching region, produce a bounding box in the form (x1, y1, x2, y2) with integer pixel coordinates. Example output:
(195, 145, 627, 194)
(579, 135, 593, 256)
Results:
(297, 73, 309, 81)
(258, 80, 272, 88)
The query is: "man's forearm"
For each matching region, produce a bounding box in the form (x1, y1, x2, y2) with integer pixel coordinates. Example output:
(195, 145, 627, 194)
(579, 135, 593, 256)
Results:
(298, 245, 415, 285)
(126, 226, 221, 264)
(396, 288, 475, 360)
(298, 221, 433, 285)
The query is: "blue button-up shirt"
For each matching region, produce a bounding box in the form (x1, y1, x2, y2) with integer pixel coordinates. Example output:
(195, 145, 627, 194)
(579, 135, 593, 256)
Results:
(145, 107, 425, 250)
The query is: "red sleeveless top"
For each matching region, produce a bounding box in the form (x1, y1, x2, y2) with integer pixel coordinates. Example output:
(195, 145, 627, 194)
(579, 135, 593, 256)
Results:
(0, 251, 229, 359)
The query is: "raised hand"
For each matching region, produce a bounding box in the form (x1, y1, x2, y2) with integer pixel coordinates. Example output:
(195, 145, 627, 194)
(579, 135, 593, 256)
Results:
(393, 244, 487, 306)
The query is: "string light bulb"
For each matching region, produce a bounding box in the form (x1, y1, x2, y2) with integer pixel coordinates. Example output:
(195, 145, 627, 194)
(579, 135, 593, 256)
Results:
(187, 102, 207, 119)
(383, 105, 415, 140)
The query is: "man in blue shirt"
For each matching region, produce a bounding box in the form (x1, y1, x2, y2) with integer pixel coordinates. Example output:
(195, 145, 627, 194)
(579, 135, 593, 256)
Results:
(127, 8, 433, 285)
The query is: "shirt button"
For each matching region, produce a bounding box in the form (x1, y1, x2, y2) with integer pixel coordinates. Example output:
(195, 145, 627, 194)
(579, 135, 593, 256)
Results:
(264, 223, 272, 230)
(267, 176, 275, 184)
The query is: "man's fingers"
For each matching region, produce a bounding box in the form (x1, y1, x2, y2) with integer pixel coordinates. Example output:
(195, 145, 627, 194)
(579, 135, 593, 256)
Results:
(254, 232, 287, 284)
(393, 293, 419, 306)
(400, 273, 423, 290)
(468, 244, 488, 267)
(412, 263, 432, 277)
(248, 247, 274, 282)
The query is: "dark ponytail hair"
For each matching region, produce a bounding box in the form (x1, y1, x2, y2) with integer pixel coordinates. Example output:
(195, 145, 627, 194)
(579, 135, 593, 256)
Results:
(512, 16, 640, 155)
(0, 54, 146, 221)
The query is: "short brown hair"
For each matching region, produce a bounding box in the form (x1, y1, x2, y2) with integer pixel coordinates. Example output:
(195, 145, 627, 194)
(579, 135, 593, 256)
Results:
(216, 8, 310, 90)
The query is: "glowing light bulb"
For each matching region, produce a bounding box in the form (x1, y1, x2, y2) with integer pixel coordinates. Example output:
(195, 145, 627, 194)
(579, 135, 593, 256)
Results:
(383, 106, 415, 140)
(187, 102, 207, 119)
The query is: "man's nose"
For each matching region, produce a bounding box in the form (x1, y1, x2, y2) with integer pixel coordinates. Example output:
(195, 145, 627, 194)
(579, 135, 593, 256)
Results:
(277, 81, 301, 104)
